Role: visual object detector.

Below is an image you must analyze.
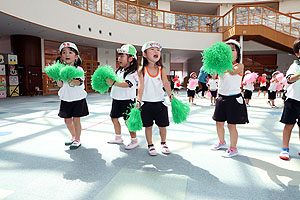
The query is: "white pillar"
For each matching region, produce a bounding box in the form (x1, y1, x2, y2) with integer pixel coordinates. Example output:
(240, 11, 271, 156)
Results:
(239, 35, 243, 64)
(41, 38, 45, 72)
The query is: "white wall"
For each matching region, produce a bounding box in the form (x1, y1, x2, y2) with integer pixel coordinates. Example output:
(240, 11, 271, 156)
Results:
(0, 0, 222, 51)
(279, 0, 300, 13)
(219, 4, 233, 16)
(97, 47, 116, 69)
(158, 0, 171, 11)
(277, 53, 297, 73)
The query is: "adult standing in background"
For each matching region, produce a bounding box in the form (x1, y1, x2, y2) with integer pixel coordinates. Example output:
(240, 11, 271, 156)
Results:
(197, 66, 208, 98)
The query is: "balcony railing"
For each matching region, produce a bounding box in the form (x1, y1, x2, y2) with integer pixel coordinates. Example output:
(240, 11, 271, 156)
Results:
(60, 1, 300, 37)
(223, 5, 300, 38)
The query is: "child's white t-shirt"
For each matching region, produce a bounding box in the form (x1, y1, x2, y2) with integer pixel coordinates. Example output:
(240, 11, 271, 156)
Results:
(110, 69, 137, 100)
(286, 61, 300, 101)
(58, 66, 87, 102)
(207, 79, 218, 91)
(268, 80, 278, 92)
(243, 82, 254, 91)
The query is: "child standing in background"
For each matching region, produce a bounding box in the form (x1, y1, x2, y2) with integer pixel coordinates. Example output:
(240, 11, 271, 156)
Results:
(243, 70, 256, 107)
(137, 41, 173, 156)
(57, 42, 89, 150)
(267, 71, 279, 108)
(207, 74, 218, 105)
(257, 73, 267, 97)
(187, 72, 198, 105)
(106, 44, 139, 150)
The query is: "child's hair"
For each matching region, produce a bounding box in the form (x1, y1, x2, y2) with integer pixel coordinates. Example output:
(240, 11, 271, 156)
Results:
(190, 72, 196, 77)
(225, 40, 241, 63)
(116, 53, 138, 78)
(141, 54, 164, 76)
(293, 37, 300, 56)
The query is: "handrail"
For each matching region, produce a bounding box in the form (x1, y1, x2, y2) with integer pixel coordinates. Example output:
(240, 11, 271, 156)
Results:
(58, 0, 300, 37)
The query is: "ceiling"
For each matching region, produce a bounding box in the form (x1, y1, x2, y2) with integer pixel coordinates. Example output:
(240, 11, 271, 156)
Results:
(170, 1, 220, 15)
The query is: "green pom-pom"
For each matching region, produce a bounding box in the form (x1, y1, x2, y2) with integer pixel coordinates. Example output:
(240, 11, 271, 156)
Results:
(59, 65, 84, 82)
(45, 62, 65, 80)
(202, 42, 233, 75)
(91, 65, 122, 94)
(125, 104, 143, 132)
(171, 97, 190, 124)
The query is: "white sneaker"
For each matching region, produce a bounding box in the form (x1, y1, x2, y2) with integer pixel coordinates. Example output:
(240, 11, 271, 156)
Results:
(70, 140, 81, 150)
(161, 144, 171, 154)
(279, 151, 289, 160)
(210, 142, 227, 150)
(125, 139, 139, 150)
(108, 136, 123, 144)
(148, 146, 158, 156)
(222, 149, 238, 158)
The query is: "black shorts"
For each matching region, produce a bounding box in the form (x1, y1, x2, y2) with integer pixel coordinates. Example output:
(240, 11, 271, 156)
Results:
(187, 89, 196, 98)
(280, 98, 300, 126)
(174, 88, 179, 91)
(210, 90, 217, 97)
(268, 91, 276, 100)
(58, 98, 89, 118)
(243, 89, 253, 99)
(260, 86, 267, 91)
(213, 94, 249, 124)
(141, 102, 169, 127)
(110, 99, 135, 120)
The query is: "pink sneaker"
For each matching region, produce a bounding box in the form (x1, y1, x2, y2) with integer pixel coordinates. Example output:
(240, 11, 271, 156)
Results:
(125, 139, 139, 150)
(107, 135, 123, 144)
(148, 146, 158, 156)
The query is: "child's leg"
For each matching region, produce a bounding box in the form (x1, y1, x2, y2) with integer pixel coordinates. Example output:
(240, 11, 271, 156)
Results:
(158, 126, 167, 143)
(282, 124, 295, 148)
(111, 118, 121, 135)
(145, 126, 153, 145)
(191, 97, 194, 103)
(73, 117, 82, 140)
(257, 90, 261, 96)
(64, 118, 75, 137)
(211, 97, 213, 103)
(271, 100, 275, 106)
(245, 99, 249, 104)
(263, 91, 266, 97)
(129, 131, 137, 138)
(216, 121, 225, 143)
(214, 97, 216, 103)
(227, 124, 238, 148)
(189, 96, 192, 103)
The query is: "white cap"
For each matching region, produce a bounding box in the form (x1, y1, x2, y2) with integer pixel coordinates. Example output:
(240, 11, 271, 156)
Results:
(59, 42, 79, 54)
(225, 39, 241, 49)
(142, 41, 162, 52)
(117, 44, 137, 59)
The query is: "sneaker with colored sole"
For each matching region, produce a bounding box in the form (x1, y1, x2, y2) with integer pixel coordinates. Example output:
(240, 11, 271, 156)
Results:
(210, 142, 227, 150)
(161, 144, 171, 154)
(148, 146, 158, 156)
(70, 140, 81, 150)
(107, 136, 123, 144)
(125, 141, 139, 150)
(65, 138, 75, 146)
(279, 151, 289, 160)
(222, 149, 238, 158)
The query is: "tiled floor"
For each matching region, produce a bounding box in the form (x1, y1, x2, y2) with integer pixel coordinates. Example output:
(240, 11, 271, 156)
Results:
(0, 91, 299, 200)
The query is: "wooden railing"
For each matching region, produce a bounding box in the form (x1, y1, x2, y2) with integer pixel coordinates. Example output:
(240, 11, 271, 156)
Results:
(223, 5, 300, 38)
(59, 0, 300, 37)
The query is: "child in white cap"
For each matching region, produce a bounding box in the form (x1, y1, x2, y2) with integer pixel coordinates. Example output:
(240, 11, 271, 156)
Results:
(136, 41, 173, 156)
(56, 42, 89, 150)
(106, 44, 139, 150)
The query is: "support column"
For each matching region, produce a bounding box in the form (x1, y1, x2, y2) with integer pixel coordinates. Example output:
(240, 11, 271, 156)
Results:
(240, 35, 243, 63)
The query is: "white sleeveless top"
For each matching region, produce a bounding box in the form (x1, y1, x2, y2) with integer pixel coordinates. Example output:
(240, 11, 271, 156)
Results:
(218, 65, 243, 96)
(142, 66, 165, 102)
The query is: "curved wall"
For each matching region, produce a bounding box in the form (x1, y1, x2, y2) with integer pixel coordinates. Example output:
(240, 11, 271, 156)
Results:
(0, 0, 222, 51)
